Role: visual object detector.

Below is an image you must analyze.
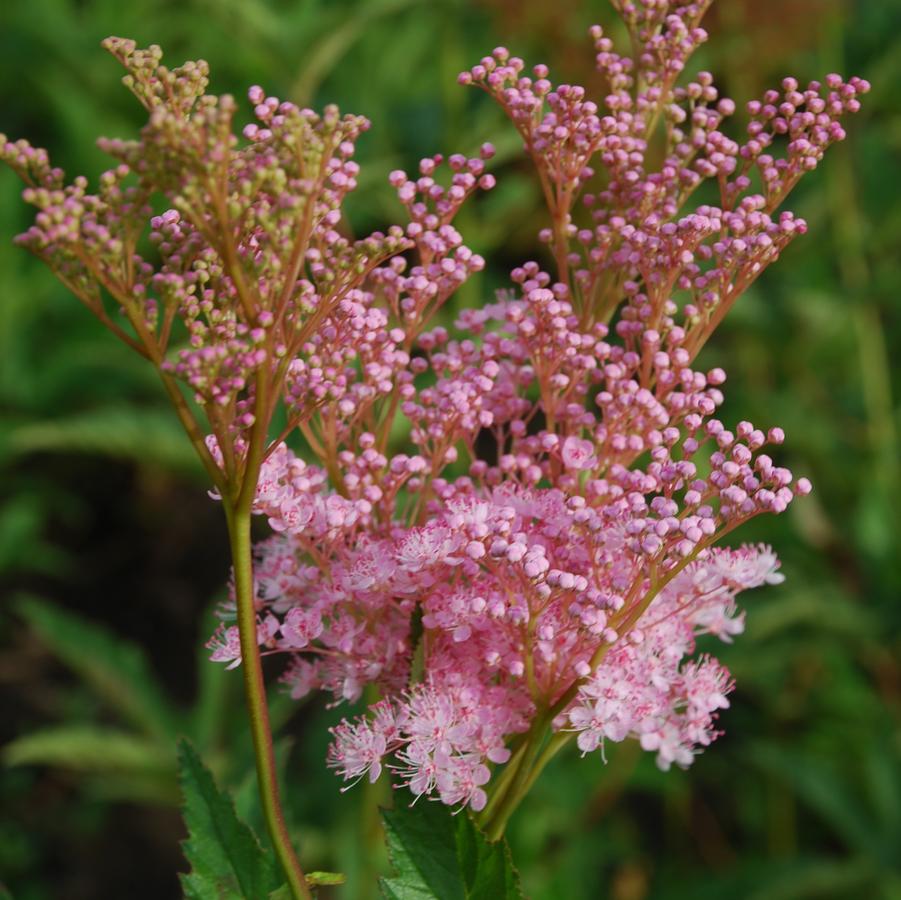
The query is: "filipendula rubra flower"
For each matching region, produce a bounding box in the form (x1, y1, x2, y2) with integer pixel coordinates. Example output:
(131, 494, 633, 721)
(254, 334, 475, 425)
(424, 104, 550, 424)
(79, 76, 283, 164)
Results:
(0, 0, 867, 844)
(218, 4, 865, 835)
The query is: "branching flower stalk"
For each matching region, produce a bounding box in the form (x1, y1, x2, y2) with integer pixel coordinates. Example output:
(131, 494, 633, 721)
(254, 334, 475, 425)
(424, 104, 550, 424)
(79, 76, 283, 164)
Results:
(0, 38, 420, 895)
(2, 0, 868, 880)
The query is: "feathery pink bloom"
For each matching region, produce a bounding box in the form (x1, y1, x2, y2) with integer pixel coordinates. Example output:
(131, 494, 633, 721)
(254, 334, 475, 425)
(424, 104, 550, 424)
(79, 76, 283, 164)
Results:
(1, 6, 866, 816)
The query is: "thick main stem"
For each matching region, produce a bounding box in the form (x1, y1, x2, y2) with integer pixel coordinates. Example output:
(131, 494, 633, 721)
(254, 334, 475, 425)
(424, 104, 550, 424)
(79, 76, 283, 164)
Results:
(226, 503, 311, 900)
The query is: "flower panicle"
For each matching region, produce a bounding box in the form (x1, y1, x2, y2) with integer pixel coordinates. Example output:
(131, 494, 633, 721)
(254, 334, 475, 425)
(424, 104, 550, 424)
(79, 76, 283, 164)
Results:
(1, 0, 868, 821)
(0, 38, 487, 489)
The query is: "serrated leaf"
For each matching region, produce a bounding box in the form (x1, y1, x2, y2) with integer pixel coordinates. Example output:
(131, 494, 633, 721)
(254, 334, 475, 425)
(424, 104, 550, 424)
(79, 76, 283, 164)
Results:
(17, 595, 180, 741)
(178, 740, 280, 900)
(381, 801, 522, 900)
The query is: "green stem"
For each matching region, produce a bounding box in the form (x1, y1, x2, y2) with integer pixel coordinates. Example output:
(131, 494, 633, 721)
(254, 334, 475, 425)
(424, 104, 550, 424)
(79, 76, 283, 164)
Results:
(483, 713, 550, 842)
(226, 503, 311, 900)
(477, 737, 530, 830)
(484, 728, 572, 842)
(510, 731, 571, 807)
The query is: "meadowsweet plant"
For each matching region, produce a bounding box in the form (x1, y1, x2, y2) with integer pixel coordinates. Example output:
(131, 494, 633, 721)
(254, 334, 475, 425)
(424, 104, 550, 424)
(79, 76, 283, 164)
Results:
(1, 1, 867, 894)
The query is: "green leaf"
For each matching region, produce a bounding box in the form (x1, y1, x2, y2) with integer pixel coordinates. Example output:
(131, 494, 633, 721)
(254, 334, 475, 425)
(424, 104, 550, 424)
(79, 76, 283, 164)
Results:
(381, 801, 522, 900)
(191, 607, 234, 752)
(745, 743, 889, 859)
(4, 726, 170, 774)
(233, 736, 295, 830)
(178, 740, 280, 900)
(306, 871, 346, 886)
(289, 0, 422, 105)
(7, 406, 201, 475)
(16, 595, 180, 741)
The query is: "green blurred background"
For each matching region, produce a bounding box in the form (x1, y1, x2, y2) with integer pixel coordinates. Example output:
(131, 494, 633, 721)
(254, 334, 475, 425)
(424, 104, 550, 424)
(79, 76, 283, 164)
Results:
(0, 0, 899, 897)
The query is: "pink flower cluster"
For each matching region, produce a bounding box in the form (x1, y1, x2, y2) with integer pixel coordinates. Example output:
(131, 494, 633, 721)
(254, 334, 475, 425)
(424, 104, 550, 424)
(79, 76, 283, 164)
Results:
(213, 421, 799, 799)
(460, 22, 868, 347)
(243, 5, 858, 810)
(1, 3, 866, 818)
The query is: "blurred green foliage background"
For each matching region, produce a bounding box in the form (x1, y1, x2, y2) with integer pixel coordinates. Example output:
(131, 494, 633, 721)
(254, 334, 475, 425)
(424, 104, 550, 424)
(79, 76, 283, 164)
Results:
(0, 0, 899, 897)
